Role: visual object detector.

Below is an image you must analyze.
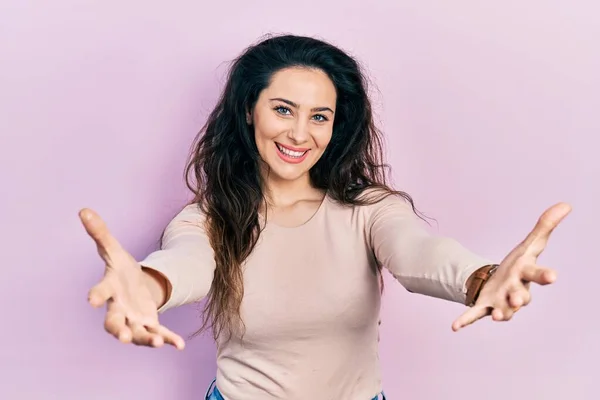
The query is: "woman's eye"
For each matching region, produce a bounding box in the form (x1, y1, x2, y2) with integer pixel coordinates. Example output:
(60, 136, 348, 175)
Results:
(275, 106, 291, 115)
(274, 106, 327, 122)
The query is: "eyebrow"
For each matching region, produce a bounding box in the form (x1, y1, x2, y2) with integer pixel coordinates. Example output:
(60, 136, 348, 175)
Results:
(269, 97, 335, 114)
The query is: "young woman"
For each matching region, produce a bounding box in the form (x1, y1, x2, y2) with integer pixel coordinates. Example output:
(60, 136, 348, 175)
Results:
(79, 34, 570, 400)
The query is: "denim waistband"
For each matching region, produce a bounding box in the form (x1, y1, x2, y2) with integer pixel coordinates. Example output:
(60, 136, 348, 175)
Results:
(204, 379, 386, 400)
(204, 379, 224, 400)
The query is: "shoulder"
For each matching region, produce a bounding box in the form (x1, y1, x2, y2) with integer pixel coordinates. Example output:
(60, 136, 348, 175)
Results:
(164, 202, 207, 232)
(354, 187, 415, 215)
(179, 202, 205, 218)
(324, 187, 417, 226)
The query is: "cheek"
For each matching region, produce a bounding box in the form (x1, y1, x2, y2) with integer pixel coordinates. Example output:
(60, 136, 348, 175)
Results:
(255, 114, 286, 143)
(314, 129, 333, 151)
(254, 131, 273, 162)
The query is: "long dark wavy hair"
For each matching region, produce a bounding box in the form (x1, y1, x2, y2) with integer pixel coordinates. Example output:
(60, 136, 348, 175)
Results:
(184, 34, 418, 342)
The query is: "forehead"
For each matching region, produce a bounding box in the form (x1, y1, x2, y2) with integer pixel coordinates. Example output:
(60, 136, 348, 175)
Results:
(262, 67, 337, 107)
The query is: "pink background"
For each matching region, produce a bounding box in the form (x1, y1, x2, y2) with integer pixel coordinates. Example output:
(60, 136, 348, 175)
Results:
(1, 1, 598, 399)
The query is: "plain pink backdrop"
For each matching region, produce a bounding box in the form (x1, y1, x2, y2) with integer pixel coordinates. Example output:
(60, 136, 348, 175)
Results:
(1, 1, 598, 399)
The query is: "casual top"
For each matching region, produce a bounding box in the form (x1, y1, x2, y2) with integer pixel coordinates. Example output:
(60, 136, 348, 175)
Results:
(140, 190, 492, 400)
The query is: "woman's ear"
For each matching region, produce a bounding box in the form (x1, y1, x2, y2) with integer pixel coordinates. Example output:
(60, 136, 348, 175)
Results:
(246, 111, 252, 125)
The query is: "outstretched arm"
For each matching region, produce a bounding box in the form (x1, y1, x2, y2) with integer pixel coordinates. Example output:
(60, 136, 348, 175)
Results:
(368, 194, 493, 305)
(368, 193, 570, 331)
(140, 203, 216, 313)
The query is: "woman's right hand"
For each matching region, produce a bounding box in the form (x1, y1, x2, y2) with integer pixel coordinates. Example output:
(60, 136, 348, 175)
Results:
(79, 208, 185, 350)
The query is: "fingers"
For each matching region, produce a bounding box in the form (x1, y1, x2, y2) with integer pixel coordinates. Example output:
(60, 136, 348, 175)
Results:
(492, 289, 523, 321)
(487, 264, 555, 324)
(128, 323, 187, 350)
(148, 325, 186, 350)
(453, 281, 535, 331)
(79, 208, 124, 262)
(490, 284, 531, 322)
(522, 202, 571, 257)
(103, 301, 183, 350)
(507, 286, 531, 308)
(491, 307, 514, 321)
(130, 322, 164, 347)
(451, 305, 491, 331)
(88, 278, 115, 308)
(104, 306, 132, 343)
(104, 316, 176, 349)
(521, 264, 557, 285)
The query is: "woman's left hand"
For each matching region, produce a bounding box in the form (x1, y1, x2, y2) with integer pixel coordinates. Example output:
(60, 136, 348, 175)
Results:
(452, 202, 572, 332)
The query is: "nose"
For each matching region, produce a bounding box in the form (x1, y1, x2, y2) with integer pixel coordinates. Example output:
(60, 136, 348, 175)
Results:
(287, 118, 309, 144)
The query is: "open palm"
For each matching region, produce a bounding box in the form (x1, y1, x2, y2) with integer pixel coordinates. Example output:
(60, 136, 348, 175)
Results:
(80, 208, 185, 349)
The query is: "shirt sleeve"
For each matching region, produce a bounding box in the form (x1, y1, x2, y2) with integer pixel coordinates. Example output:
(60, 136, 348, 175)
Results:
(139, 204, 215, 313)
(368, 193, 494, 304)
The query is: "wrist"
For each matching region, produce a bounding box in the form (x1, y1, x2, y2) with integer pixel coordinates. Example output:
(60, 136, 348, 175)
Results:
(465, 264, 499, 306)
(141, 266, 171, 309)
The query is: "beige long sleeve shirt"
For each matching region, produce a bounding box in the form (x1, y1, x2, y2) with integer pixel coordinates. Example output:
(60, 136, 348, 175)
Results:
(141, 192, 492, 400)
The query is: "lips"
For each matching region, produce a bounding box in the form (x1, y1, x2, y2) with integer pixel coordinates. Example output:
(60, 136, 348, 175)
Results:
(276, 143, 308, 157)
(275, 142, 310, 164)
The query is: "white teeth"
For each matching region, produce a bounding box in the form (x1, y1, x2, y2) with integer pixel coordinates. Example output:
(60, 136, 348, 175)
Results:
(277, 144, 307, 158)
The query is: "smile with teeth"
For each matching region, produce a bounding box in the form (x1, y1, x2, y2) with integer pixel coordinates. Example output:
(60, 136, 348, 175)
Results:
(276, 143, 308, 158)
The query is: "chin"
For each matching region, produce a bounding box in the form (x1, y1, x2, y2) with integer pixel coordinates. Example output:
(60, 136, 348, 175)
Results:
(267, 162, 310, 182)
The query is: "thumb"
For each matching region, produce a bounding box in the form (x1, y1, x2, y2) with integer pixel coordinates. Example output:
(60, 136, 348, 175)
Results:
(522, 202, 571, 257)
(79, 208, 125, 263)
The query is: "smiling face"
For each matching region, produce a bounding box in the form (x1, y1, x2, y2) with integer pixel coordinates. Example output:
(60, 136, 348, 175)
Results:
(249, 67, 337, 185)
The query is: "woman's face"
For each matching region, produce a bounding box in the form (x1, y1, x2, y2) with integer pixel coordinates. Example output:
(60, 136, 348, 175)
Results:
(250, 67, 336, 184)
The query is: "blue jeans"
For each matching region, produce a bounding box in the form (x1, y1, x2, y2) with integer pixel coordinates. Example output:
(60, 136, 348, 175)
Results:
(204, 378, 386, 399)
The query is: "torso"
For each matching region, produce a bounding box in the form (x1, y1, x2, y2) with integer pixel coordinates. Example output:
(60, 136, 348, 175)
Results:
(215, 194, 384, 400)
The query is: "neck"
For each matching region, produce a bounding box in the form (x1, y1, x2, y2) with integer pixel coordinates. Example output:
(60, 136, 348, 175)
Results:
(260, 166, 319, 207)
